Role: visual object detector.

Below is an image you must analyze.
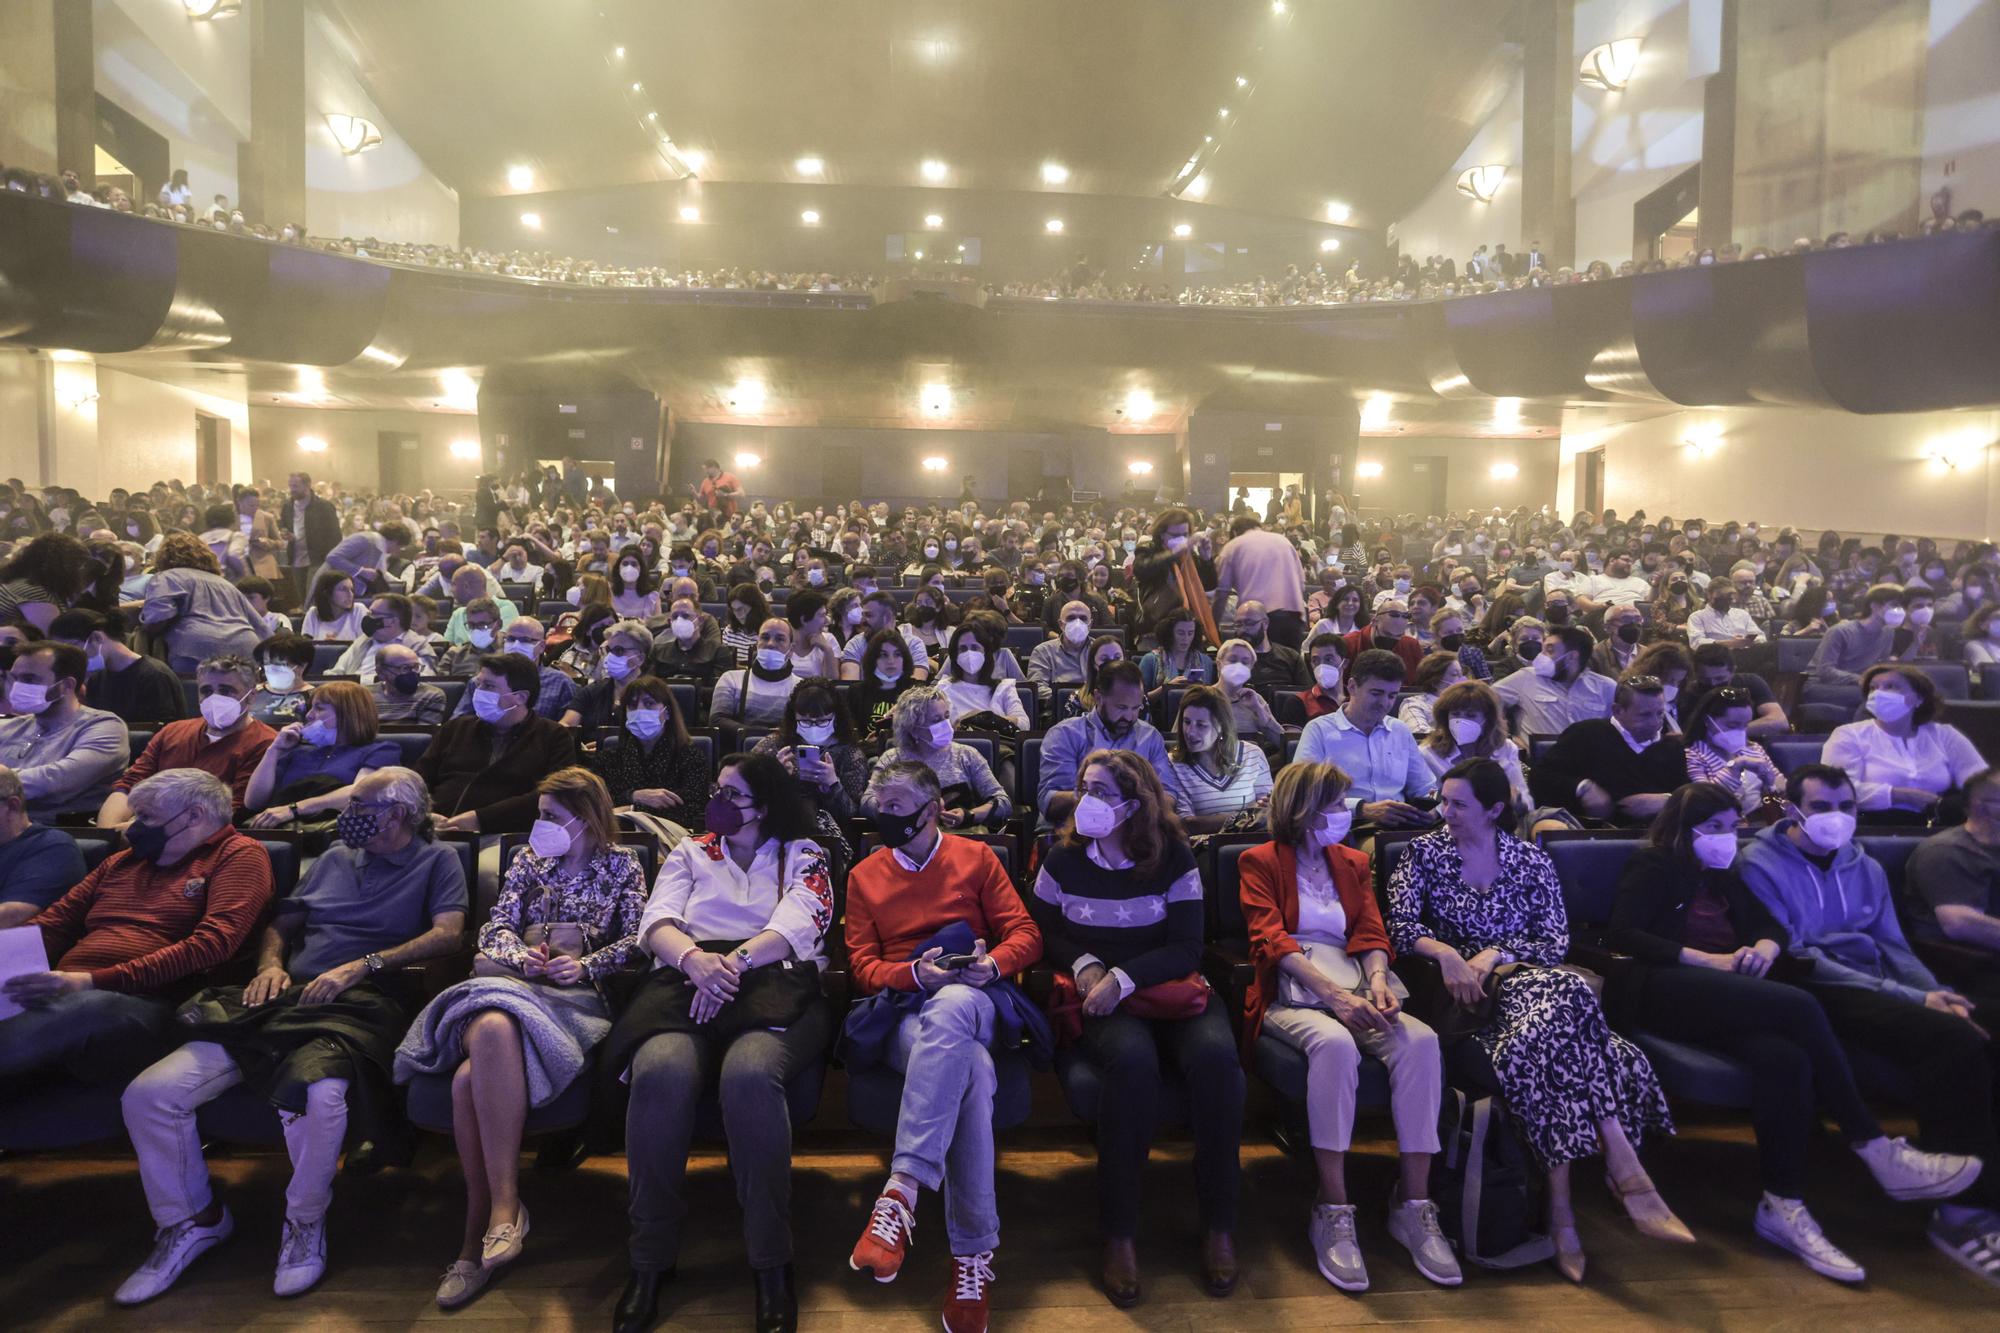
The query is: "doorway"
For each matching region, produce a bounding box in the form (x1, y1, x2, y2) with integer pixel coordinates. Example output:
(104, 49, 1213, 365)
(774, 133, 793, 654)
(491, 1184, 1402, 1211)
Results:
(379, 431, 422, 494)
(1634, 164, 1702, 264)
(1226, 470, 1304, 523)
(1406, 457, 1448, 518)
(194, 413, 228, 486)
(1578, 448, 1605, 517)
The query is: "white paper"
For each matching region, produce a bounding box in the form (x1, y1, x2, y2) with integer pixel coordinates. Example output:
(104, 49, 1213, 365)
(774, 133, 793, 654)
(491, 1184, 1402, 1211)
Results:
(0, 926, 52, 1022)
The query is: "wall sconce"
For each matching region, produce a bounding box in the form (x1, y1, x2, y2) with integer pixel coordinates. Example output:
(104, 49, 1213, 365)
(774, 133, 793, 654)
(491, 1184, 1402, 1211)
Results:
(448, 438, 482, 460)
(1456, 164, 1507, 204)
(1355, 460, 1385, 479)
(921, 456, 950, 472)
(324, 114, 383, 155)
(1925, 433, 1990, 472)
(1489, 461, 1520, 480)
(1127, 460, 1155, 475)
(1578, 38, 1644, 92)
(183, 0, 242, 18)
(297, 436, 328, 454)
(733, 451, 762, 469)
(62, 389, 99, 411)
(1682, 427, 1724, 458)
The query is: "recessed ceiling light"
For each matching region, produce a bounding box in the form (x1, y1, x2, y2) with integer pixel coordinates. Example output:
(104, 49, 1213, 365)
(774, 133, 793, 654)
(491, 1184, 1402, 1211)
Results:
(727, 379, 767, 413)
(630, 81, 643, 92)
(921, 158, 948, 182)
(800, 209, 820, 225)
(921, 456, 949, 472)
(1123, 389, 1157, 422)
(507, 164, 534, 191)
(1218, 107, 1230, 118)
(1045, 218, 1065, 233)
(678, 205, 700, 222)
(1184, 174, 1210, 200)
(1173, 223, 1192, 238)
(1041, 161, 1070, 185)
(913, 249, 925, 259)
(734, 451, 762, 468)
(957, 244, 965, 251)
(924, 213, 943, 228)
(1235, 75, 1248, 87)
(1271, 1, 1288, 13)
(1325, 200, 1352, 224)
(921, 383, 952, 415)
(646, 111, 658, 120)
(182, 0, 241, 18)
(795, 156, 824, 175)
(519, 211, 541, 229)
(1320, 237, 1341, 252)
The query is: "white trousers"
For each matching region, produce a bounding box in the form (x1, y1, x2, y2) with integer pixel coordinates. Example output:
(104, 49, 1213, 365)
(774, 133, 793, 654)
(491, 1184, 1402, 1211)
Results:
(1262, 1004, 1443, 1154)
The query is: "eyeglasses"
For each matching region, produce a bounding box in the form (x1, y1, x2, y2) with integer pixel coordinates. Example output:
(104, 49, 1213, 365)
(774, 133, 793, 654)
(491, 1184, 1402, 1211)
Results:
(1624, 675, 1663, 690)
(709, 785, 756, 807)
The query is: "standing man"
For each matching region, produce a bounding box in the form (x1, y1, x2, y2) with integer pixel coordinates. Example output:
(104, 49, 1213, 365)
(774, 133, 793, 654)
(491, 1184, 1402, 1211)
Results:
(285, 473, 341, 576)
(1212, 516, 1308, 650)
(695, 458, 744, 520)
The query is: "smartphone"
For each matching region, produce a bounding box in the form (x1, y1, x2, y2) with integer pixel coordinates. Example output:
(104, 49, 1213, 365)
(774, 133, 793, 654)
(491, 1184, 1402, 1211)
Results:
(798, 744, 822, 766)
(933, 953, 980, 971)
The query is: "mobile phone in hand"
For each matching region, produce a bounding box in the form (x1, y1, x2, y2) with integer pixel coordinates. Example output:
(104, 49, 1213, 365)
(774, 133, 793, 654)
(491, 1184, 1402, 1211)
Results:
(799, 744, 822, 766)
(933, 953, 980, 970)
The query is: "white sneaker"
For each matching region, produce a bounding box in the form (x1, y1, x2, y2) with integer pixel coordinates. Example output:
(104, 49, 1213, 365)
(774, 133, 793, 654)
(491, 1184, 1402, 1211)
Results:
(1855, 1136, 1982, 1201)
(1755, 1195, 1865, 1283)
(1386, 1196, 1464, 1287)
(114, 1206, 236, 1306)
(1309, 1203, 1368, 1292)
(273, 1215, 327, 1298)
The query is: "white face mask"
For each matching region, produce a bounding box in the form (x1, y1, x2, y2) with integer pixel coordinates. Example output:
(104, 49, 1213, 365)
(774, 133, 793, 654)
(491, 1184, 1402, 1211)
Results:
(1447, 714, 1485, 747)
(1801, 810, 1856, 850)
(1692, 830, 1737, 869)
(1319, 807, 1354, 844)
(200, 693, 244, 730)
(1313, 663, 1341, 691)
(468, 627, 496, 649)
(1880, 605, 1907, 627)
(926, 718, 955, 749)
(1165, 534, 1189, 553)
(1532, 652, 1559, 678)
(1865, 689, 1913, 723)
(605, 651, 639, 680)
(1219, 661, 1252, 687)
(796, 719, 835, 745)
(619, 564, 641, 583)
(956, 647, 986, 676)
(1073, 793, 1128, 839)
(528, 814, 576, 859)
(626, 708, 665, 740)
(1909, 606, 1934, 626)
(755, 648, 789, 672)
(263, 664, 298, 692)
(923, 545, 939, 559)
(1709, 726, 1748, 754)
(806, 568, 826, 586)
(671, 617, 696, 641)
(7, 680, 53, 714)
(1063, 618, 1090, 646)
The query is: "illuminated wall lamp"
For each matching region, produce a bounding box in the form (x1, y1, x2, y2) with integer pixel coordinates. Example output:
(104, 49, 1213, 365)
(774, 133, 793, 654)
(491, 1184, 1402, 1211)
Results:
(1925, 436, 1990, 472)
(1682, 430, 1724, 458)
(449, 438, 482, 460)
(182, 0, 241, 19)
(1355, 460, 1385, 479)
(920, 384, 952, 416)
(1579, 38, 1644, 92)
(324, 113, 383, 155)
(62, 389, 99, 411)
(1455, 164, 1507, 204)
(921, 456, 950, 472)
(733, 451, 762, 469)
(1127, 460, 1155, 475)
(1489, 461, 1520, 480)
(296, 436, 328, 454)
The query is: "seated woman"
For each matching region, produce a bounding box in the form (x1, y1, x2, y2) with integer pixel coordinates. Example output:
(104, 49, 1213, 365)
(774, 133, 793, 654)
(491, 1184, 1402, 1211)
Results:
(1213, 638, 1284, 753)
(301, 573, 364, 641)
(1417, 681, 1525, 807)
(1682, 685, 1785, 817)
(1238, 763, 1458, 1292)
(1961, 603, 2000, 677)
(852, 629, 916, 735)
(1628, 643, 1693, 727)
(1778, 580, 1837, 638)
(607, 753, 833, 1333)
(587, 676, 708, 828)
(866, 685, 1011, 830)
(901, 585, 954, 661)
(244, 681, 400, 829)
(709, 618, 801, 731)
(1163, 685, 1273, 832)
(1028, 749, 1243, 1307)
(551, 601, 615, 682)
(1823, 663, 1983, 822)
(937, 624, 1030, 729)
(608, 546, 661, 622)
(1060, 635, 1129, 720)
(750, 679, 869, 870)
(1607, 783, 1976, 1281)
(560, 620, 654, 730)
(1139, 609, 1215, 691)
(1387, 758, 1687, 1283)
(1395, 651, 1466, 738)
(720, 582, 771, 669)
(783, 589, 842, 681)
(251, 632, 317, 726)
(394, 768, 647, 1310)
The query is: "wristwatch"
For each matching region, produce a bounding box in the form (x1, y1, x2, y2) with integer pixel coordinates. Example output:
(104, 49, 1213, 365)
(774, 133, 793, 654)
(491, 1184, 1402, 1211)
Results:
(363, 953, 386, 974)
(734, 946, 755, 968)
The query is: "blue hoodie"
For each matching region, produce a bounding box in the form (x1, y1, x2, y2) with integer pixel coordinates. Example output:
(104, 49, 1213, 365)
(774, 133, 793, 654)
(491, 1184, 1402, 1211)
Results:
(1738, 818, 1938, 1006)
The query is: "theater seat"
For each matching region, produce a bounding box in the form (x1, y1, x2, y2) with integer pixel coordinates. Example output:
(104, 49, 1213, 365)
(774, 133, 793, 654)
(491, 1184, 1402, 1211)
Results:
(310, 642, 347, 676)
(1764, 735, 1825, 775)
(1629, 1032, 1756, 1107)
(0, 1079, 128, 1150)
(1055, 1042, 1189, 1126)
(379, 729, 435, 767)
(1775, 637, 1818, 675)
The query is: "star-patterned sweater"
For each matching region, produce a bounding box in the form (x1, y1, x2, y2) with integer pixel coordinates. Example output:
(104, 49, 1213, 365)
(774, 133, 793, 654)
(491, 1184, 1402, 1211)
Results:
(1029, 837, 1203, 989)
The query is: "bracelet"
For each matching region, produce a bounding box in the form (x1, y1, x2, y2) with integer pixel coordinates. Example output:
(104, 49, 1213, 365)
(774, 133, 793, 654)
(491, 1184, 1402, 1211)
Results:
(673, 943, 699, 972)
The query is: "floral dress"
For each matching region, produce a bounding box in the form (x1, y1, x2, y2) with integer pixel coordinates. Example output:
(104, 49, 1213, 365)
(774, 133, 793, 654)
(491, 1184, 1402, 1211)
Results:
(477, 845, 649, 987)
(1386, 828, 1672, 1168)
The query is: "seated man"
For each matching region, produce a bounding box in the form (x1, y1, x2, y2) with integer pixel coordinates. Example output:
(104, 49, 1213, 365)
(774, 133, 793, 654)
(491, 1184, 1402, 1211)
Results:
(1338, 600, 1420, 685)
(329, 593, 436, 685)
(843, 762, 1044, 1330)
(1036, 661, 1177, 828)
(0, 642, 130, 821)
(440, 563, 519, 646)
(1686, 581, 1768, 649)
(433, 597, 506, 677)
(0, 770, 273, 1090)
(1527, 674, 1686, 827)
(444, 617, 575, 722)
(1683, 643, 1789, 738)
(1025, 600, 1093, 698)
(1493, 626, 1616, 736)
(0, 763, 89, 920)
(652, 595, 727, 681)
(99, 655, 276, 828)
(1809, 583, 1909, 687)
(1293, 631, 1345, 722)
(417, 653, 576, 834)
(51, 608, 189, 727)
(1906, 766, 2000, 1001)
(1233, 600, 1309, 694)
(1296, 649, 1437, 830)
(1742, 763, 2000, 1285)
(370, 643, 448, 726)
(113, 767, 467, 1304)
(1589, 604, 1645, 679)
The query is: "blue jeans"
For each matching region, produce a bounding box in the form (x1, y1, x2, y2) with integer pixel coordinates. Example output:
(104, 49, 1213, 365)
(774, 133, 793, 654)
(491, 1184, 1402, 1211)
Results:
(0, 989, 171, 1084)
(887, 985, 1001, 1255)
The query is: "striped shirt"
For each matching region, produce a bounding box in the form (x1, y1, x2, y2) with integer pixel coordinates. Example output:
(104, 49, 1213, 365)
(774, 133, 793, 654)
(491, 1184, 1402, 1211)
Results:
(1165, 741, 1272, 821)
(1029, 837, 1203, 991)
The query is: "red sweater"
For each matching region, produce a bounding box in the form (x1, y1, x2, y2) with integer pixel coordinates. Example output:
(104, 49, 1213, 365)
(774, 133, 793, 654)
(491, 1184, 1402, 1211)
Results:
(32, 828, 273, 995)
(1339, 630, 1424, 685)
(1236, 839, 1391, 1059)
(844, 834, 1043, 995)
(114, 717, 276, 808)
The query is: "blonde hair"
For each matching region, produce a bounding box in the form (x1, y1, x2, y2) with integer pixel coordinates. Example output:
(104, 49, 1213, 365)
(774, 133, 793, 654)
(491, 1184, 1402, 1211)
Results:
(1265, 762, 1352, 845)
(1171, 684, 1239, 765)
(309, 679, 379, 746)
(537, 766, 617, 855)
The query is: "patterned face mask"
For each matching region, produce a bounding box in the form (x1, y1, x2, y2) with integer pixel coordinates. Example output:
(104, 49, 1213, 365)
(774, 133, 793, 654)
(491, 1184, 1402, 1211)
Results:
(336, 806, 383, 849)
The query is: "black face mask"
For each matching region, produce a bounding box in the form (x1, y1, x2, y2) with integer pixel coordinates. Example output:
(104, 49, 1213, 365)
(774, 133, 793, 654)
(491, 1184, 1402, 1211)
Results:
(1616, 623, 1642, 644)
(909, 606, 937, 626)
(869, 801, 934, 850)
(361, 614, 385, 637)
(1545, 605, 1570, 624)
(1374, 633, 1402, 650)
(1439, 633, 1465, 652)
(1517, 640, 1542, 660)
(124, 812, 182, 863)
(388, 670, 421, 696)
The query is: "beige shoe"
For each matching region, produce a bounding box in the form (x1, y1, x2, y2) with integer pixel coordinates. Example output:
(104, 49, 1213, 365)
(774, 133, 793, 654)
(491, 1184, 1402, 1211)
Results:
(481, 1203, 530, 1269)
(436, 1259, 489, 1309)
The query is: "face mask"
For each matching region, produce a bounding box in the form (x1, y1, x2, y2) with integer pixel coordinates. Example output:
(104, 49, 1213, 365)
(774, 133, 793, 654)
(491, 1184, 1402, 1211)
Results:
(870, 798, 934, 849)
(605, 651, 638, 680)
(1691, 829, 1737, 870)
(956, 647, 986, 675)
(1220, 661, 1253, 687)
(1532, 652, 1559, 679)
(1319, 808, 1354, 844)
(1608, 622, 1639, 646)
(1881, 605, 1907, 627)
(1709, 725, 1747, 754)
(704, 790, 749, 836)
(528, 815, 575, 859)
(362, 614, 392, 639)
(201, 694, 244, 729)
(1447, 714, 1485, 747)
(796, 719, 835, 746)
(566, 586, 584, 606)
(336, 805, 383, 849)
(81, 646, 106, 675)
(1122, 540, 1136, 553)
(123, 815, 176, 864)
(944, 540, 959, 552)
(1165, 535, 1189, 553)
(909, 605, 937, 626)
(1063, 619, 1089, 646)
(1802, 810, 1856, 850)
(1313, 663, 1341, 691)
(1865, 689, 1913, 723)
(301, 719, 337, 747)
(7, 680, 53, 714)
(1660, 683, 1679, 703)
(1393, 578, 1411, 594)
(923, 545, 939, 559)
(619, 565, 641, 583)
(1438, 632, 1467, 653)
(1558, 559, 1574, 573)
(671, 617, 697, 642)
(1073, 793, 1128, 839)
(468, 627, 496, 649)
(1909, 606, 1934, 626)
(805, 568, 826, 586)
(626, 708, 665, 740)
(1545, 604, 1570, 625)
(755, 648, 789, 672)
(1028, 572, 1046, 586)
(472, 687, 509, 722)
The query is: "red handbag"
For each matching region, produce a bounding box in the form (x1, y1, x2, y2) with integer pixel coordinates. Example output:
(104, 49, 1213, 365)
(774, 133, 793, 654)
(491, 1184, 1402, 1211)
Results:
(1047, 970, 1213, 1043)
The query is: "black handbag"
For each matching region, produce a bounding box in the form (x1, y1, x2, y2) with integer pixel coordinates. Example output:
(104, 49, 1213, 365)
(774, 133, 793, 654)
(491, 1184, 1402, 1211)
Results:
(606, 940, 822, 1051)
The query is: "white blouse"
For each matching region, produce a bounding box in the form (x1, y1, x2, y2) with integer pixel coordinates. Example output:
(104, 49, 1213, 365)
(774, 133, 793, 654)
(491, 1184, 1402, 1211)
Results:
(1821, 720, 1986, 811)
(938, 675, 1030, 729)
(638, 833, 833, 967)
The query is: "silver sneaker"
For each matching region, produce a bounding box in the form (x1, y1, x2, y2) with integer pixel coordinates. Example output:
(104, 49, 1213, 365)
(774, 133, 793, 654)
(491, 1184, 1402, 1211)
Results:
(1387, 1197, 1464, 1287)
(114, 1206, 235, 1306)
(1309, 1203, 1368, 1292)
(1856, 1136, 1982, 1201)
(1756, 1196, 1865, 1283)
(273, 1215, 327, 1298)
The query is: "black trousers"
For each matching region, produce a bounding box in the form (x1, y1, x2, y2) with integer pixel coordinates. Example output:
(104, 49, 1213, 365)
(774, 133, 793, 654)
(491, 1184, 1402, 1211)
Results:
(1809, 983, 2000, 1208)
(1631, 967, 1880, 1198)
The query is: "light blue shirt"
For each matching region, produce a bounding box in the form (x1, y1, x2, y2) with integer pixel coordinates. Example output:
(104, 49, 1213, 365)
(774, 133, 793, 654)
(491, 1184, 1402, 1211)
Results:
(1037, 710, 1179, 824)
(1295, 708, 1437, 809)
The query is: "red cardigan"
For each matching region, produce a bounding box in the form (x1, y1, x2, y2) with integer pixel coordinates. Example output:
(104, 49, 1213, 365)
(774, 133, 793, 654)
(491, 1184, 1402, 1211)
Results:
(1236, 839, 1392, 1059)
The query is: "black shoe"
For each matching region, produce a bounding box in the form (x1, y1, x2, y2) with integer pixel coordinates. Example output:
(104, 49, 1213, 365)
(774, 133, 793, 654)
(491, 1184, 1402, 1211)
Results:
(753, 1263, 796, 1333)
(611, 1266, 673, 1333)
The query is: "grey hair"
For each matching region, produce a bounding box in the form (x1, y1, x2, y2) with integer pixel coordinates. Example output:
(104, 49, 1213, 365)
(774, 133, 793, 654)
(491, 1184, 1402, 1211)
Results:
(889, 684, 947, 754)
(196, 653, 257, 691)
(0, 764, 22, 807)
(607, 618, 655, 655)
(867, 758, 941, 806)
(128, 768, 231, 828)
(357, 766, 434, 838)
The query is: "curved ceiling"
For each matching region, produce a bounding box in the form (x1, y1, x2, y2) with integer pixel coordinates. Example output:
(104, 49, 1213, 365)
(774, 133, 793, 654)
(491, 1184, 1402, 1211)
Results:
(321, 0, 1520, 226)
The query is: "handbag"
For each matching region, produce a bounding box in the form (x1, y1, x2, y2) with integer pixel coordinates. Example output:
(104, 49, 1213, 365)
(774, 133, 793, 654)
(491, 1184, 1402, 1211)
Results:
(1046, 969, 1212, 1043)
(624, 941, 822, 1045)
(1277, 939, 1411, 1010)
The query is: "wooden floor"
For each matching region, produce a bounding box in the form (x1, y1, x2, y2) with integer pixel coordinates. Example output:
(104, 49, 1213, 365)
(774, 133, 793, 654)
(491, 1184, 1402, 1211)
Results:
(2, 1111, 1993, 1331)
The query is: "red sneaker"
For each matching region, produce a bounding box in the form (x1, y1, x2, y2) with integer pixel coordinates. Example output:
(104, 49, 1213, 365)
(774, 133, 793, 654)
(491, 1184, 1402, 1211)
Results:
(849, 1189, 915, 1283)
(943, 1250, 996, 1333)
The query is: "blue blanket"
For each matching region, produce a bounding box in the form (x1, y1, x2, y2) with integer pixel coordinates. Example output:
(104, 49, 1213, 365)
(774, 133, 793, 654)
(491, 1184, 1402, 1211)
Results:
(839, 921, 1053, 1070)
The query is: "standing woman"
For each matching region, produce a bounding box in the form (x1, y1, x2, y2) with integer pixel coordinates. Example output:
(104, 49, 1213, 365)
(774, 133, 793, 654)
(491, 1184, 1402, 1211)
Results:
(395, 768, 647, 1309)
(1029, 749, 1243, 1306)
(0, 531, 90, 633)
(1239, 763, 1458, 1292)
(608, 753, 834, 1333)
(140, 533, 269, 672)
(1387, 758, 1686, 1283)
(1607, 783, 1977, 1281)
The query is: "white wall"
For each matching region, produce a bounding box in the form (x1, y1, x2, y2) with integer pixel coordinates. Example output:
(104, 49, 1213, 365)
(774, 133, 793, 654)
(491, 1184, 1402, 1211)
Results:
(1563, 402, 2000, 541)
(248, 405, 481, 496)
(1922, 0, 2000, 218)
(1392, 65, 1523, 267)
(0, 350, 249, 494)
(302, 10, 458, 244)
